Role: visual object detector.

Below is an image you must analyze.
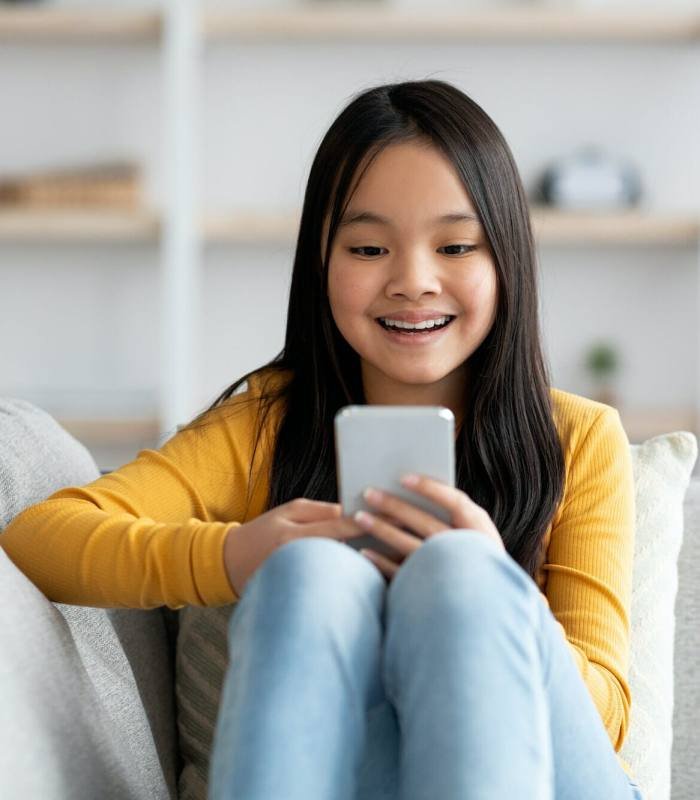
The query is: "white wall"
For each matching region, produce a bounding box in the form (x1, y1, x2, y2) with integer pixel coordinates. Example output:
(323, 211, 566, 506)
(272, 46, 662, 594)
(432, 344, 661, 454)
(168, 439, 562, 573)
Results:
(0, 0, 698, 437)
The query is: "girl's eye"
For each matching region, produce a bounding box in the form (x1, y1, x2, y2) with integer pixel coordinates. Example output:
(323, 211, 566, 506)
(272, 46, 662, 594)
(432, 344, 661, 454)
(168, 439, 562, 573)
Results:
(348, 244, 477, 258)
(349, 246, 385, 258)
(440, 245, 478, 256)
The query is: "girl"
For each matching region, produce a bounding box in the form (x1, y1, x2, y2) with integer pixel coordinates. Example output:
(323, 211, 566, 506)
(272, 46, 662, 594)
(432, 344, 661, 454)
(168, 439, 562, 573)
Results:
(0, 79, 644, 800)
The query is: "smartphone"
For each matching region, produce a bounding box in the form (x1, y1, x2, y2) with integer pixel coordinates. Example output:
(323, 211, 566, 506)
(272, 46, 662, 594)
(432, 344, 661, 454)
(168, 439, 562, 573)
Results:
(334, 405, 455, 558)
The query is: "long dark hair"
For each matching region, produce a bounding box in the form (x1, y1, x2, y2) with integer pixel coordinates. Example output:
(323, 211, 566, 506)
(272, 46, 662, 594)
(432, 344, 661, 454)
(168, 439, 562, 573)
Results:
(178, 79, 565, 580)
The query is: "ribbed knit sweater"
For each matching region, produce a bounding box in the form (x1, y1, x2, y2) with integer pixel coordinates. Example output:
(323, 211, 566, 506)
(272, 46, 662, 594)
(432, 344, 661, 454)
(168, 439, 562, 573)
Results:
(0, 368, 636, 779)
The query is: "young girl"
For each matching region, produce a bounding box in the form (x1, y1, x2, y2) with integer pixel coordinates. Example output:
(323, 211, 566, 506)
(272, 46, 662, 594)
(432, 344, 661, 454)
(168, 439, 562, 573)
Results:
(0, 79, 644, 800)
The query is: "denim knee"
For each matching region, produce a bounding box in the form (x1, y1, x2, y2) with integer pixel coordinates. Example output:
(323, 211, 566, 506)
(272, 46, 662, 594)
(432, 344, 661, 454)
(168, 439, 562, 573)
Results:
(235, 535, 386, 628)
(387, 529, 537, 633)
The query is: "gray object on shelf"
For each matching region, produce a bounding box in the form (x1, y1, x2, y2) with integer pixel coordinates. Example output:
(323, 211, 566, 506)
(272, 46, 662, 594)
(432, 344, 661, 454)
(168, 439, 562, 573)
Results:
(537, 144, 643, 210)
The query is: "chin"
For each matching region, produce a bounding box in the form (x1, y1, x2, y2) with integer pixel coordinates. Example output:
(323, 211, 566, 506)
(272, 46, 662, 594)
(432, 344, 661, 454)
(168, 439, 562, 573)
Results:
(377, 364, 452, 386)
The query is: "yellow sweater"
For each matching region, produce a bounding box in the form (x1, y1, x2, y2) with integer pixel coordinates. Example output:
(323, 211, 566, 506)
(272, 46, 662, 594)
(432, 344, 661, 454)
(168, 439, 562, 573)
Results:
(0, 369, 636, 778)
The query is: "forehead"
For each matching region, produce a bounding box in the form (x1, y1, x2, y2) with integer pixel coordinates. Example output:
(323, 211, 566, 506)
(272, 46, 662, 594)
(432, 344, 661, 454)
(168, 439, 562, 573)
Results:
(339, 142, 479, 227)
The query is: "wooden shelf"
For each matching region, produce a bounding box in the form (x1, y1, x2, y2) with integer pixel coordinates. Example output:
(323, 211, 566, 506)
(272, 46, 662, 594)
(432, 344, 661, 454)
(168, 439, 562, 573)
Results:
(0, 207, 697, 245)
(0, 8, 161, 42)
(0, 209, 160, 242)
(203, 211, 301, 244)
(58, 418, 160, 447)
(1, 6, 698, 45)
(204, 6, 700, 43)
(204, 207, 700, 246)
(618, 406, 698, 444)
(530, 208, 700, 245)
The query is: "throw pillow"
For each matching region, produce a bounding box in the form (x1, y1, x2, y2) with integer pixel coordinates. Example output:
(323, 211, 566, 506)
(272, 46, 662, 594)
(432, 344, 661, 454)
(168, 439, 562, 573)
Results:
(619, 430, 698, 800)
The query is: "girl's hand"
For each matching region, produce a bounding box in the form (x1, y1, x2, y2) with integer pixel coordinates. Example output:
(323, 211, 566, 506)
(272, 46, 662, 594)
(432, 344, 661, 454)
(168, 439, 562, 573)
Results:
(355, 473, 505, 581)
(223, 498, 366, 598)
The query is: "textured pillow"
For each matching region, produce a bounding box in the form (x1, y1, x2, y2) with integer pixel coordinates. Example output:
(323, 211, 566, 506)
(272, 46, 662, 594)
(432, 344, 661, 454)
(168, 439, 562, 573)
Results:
(176, 604, 234, 800)
(672, 476, 700, 799)
(619, 431, 698, 800)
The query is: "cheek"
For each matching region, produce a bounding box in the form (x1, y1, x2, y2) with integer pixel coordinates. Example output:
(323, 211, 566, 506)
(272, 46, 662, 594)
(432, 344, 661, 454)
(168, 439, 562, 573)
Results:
(460, 266, 498, 310)
(328, 262, 372, 318)
(328, 268, 348, 320)
(327, 262, 345, 319)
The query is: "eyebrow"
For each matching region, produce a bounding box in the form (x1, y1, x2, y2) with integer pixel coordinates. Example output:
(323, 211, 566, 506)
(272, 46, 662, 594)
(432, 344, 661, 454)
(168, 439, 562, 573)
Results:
(338, 210, 480, 229)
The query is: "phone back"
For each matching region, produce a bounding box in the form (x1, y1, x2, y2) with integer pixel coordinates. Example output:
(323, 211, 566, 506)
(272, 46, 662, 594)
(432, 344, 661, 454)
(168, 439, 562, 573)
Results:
(334, 405, 455, 541)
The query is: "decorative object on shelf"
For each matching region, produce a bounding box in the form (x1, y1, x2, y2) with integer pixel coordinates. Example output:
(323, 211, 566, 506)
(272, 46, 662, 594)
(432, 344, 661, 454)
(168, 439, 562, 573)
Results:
(0, 160, 142, 210)
(584, 340, 621, 407)
(534, 144, 643, 211)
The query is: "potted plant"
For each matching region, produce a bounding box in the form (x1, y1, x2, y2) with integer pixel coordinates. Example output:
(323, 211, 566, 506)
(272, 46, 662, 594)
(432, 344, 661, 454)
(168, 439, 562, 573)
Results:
(584, 340, 621, 407)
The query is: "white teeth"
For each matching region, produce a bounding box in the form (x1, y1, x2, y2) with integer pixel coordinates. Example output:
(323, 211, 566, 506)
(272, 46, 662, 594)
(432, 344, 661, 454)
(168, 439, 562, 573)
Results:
(380, 315, 451, 330)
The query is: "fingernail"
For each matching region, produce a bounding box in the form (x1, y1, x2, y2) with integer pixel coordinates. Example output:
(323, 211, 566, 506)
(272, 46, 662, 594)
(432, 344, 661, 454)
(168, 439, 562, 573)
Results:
(400, 474, 419, 486)
(363, 487, 383, 502)
(354, 510, 373, 527)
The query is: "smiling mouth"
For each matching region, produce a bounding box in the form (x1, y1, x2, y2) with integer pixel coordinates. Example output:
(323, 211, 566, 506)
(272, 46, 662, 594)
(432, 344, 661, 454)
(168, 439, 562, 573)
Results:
(375, 316, 456, 333)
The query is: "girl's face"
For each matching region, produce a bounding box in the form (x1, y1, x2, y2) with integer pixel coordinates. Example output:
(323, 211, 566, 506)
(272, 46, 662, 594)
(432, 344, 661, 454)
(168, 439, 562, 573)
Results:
(325, 141, 499, 406)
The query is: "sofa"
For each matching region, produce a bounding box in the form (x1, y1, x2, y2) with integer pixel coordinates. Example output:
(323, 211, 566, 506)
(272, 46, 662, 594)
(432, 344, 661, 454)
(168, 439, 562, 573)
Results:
(0, 396, 697, 800)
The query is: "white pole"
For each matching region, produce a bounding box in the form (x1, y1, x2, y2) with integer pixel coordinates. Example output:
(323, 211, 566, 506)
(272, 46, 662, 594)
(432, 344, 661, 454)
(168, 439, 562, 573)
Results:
(160, 0, 201, 438)
(697, 232, 700, 444)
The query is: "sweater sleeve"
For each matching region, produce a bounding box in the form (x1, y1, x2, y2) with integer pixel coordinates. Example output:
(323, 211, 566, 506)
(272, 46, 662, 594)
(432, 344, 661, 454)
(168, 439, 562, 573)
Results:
(0, 391, 266, 610)
(541, 406, 636, 753)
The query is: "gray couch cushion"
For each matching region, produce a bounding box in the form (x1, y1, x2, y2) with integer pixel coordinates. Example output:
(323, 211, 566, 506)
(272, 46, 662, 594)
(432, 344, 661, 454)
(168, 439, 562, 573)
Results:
(0, 398, 99, 530)
(0, 546, 155, 799)
(0, 398, 178, 799)
(672, 476, 700, 800)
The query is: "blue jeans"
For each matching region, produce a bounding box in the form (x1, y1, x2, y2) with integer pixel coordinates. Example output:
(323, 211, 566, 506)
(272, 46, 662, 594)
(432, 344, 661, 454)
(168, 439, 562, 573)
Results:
(208, 530, 644, 800)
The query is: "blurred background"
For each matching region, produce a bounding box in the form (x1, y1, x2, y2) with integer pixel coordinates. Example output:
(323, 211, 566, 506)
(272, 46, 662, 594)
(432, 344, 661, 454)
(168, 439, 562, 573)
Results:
(0, 0, 698, 472)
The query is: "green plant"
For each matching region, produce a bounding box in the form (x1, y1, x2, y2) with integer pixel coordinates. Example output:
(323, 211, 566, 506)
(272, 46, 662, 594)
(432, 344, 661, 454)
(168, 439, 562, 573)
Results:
(584, 341, 620, 380)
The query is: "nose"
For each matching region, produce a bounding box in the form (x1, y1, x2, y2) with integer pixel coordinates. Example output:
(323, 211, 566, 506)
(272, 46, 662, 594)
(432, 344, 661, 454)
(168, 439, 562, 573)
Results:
(384, 252, 442, 300)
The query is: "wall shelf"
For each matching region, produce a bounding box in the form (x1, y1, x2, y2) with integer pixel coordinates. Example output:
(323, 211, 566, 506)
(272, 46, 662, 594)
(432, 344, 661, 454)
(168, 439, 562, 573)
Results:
(58, 417, 161, 447)
(203, 211, 299, 244)
(1, 207, 696, 246)
(619, 406, 698, 444)
(206, 207, 700, 246)
(204, 6, 700, 43)
(0, 209, 160, 243)
(530, 208, 700, 246)
(0, 8, 161, 42)
(2, 6, 699, 45)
